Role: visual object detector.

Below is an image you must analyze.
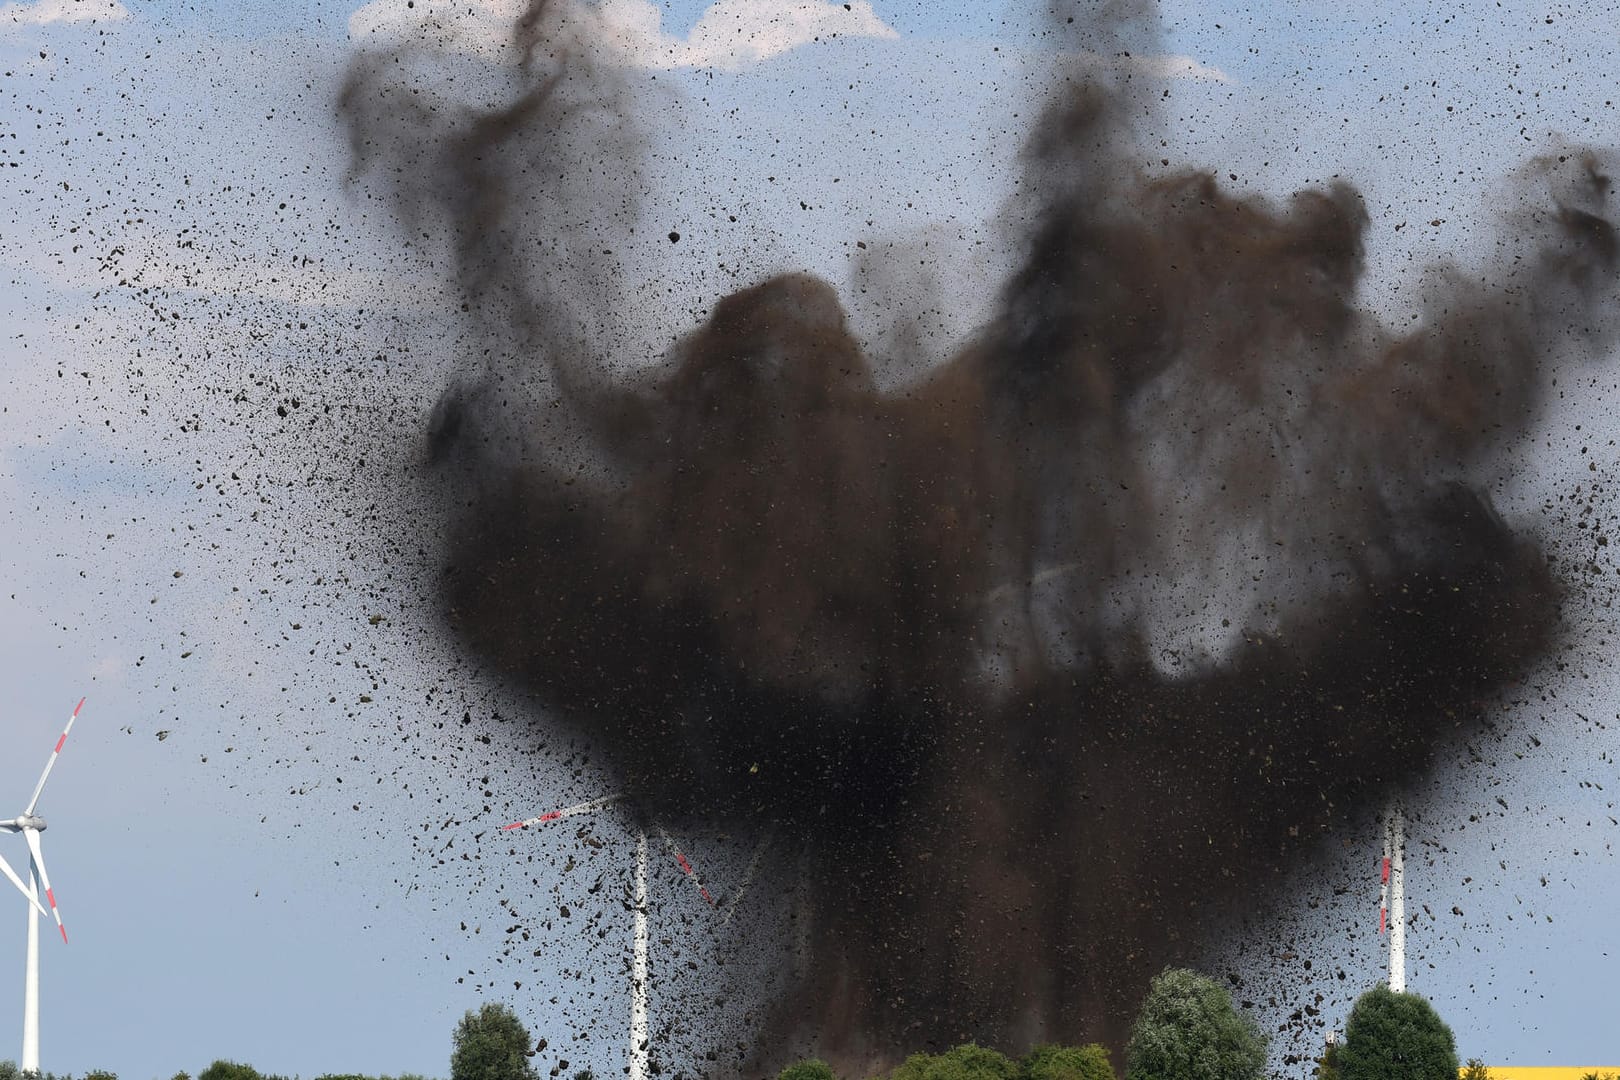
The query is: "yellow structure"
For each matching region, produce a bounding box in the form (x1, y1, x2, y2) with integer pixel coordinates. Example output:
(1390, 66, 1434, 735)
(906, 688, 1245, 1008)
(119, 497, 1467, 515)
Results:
(1460, 1070, 1620, 1079)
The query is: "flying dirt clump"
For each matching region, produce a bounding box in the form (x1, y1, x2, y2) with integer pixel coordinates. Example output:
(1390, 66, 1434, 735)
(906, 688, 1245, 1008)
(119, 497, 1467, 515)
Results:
(343, 0, 1620, 1068)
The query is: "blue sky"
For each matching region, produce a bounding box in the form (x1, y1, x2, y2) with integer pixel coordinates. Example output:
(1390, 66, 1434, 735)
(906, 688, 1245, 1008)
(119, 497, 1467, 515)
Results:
(2, 0, 1619, 1076)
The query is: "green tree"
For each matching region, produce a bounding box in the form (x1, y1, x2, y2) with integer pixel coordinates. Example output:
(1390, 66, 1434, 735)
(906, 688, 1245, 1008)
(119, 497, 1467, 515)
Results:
(1461, 1060, 1489, 1080)
(1336, 986, 1458, 1080)
(1124, 968, 1268, 1080)
(199, 1063, 263, 1080)
(84, 1072, 118, 1080)
(450, 1003, 539, 1080)
(1313, 1044, 1339, 1080)
(1022, 1044, 1114, 1080)
(778, 1061, 837, 1080)
(887, 1045, 1018, 1080)
(0, 1061, 18, 1080)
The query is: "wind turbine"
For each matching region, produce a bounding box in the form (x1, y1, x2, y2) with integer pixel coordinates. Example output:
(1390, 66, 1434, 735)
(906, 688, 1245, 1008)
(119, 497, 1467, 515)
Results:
(0, 696, 83, 1073)
(500, 793, 745, 1080)
(1379, 801, 1406, 993)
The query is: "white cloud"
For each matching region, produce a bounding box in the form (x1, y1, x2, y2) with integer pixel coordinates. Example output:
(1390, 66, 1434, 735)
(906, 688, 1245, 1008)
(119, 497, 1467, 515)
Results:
(1, 0, 129, 26)
(601, 0, 898, 71)
(347, 0, 899, 72)
(346, 1, 1230, 84)
(1128, 53, 1229, 83)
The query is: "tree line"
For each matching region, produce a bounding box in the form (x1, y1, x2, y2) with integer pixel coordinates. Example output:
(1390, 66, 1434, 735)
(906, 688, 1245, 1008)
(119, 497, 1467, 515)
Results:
(778, 969, 1467, 1080)
(0, 969, 1514, 1080)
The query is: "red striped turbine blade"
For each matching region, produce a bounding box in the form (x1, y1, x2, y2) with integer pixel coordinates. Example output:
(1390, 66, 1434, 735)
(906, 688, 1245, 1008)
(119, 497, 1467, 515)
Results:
(502, 794, 621, 831)
(659, 828, 715, 907)
(23, 830, 65, 944)
(503, 811, 563, 830)
(24, 697, 85, 817)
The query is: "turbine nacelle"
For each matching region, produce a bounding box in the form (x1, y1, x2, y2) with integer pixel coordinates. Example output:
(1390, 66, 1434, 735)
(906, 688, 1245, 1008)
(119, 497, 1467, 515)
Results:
(0, 816, 47, 834)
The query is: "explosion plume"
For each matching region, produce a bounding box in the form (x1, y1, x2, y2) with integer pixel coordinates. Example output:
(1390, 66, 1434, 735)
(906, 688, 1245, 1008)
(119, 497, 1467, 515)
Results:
(342, 0, 1619, 1068)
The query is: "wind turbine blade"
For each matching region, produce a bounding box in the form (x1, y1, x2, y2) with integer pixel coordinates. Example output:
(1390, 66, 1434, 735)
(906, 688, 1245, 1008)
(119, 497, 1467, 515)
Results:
(501, 793, 624, 831)
(23, 831, 66, 943)
(720, 831, 771, 926)
(24, 697, 85, 817)
(0, 851, 48, 920)
(657, 826, 714, 906)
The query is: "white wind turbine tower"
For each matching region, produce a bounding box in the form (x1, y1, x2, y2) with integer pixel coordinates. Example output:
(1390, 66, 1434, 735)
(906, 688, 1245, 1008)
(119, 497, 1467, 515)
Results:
(1378, 801, 1406, 993)
(500, 793, 756, 1080)
(0, 697, 84, 1073)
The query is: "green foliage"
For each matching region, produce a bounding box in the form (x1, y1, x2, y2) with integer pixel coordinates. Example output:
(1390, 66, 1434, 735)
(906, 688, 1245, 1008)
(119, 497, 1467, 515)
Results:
(1336, 986, 1458, 1080)
(1021, 1044, 1113, 1080)
(450, 1003, 539, 1080)
(1461, 1060, 1489, 1080)
(82, 1072, 117, 1080)
(1124, 968, 1268, 1080)
(1313, 1044, 1339, 1080)
(172, 1073, 193, 1080)
(886, 1044, 1019, 1080)
(778, 1061, 837, 1080)
(0, 1061, 18, 1080)
(571, 1072, 595, 1080)
(199, 1063, 264, 1080)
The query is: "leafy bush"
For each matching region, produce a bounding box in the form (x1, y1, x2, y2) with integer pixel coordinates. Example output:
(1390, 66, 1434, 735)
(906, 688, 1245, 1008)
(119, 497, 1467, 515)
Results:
(1124, 968, 1268, 1080)
(885, 1044, 1019, 1080)
(1336, 986, 1458, 1080)
(1461, 1060, 1489, 1080)
(1022, 1044, 1113, 1080)
(778, 1061, 838, 1080)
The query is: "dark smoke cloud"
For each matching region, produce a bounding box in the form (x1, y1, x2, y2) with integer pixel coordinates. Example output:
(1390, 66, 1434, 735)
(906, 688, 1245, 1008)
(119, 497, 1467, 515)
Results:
(344, 0, 1619, 1069)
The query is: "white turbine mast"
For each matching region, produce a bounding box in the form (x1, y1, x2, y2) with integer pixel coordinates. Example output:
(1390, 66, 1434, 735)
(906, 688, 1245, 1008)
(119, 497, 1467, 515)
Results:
(501, 794, 752, 1080)
(0, 697, 84, 1073)
(1379, 801, 1406, 993)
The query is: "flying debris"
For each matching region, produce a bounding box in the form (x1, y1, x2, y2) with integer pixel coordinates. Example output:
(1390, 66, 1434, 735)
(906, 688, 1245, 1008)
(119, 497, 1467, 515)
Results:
(498, 796, 731, 1080)
(339, 0, 1620, 1067)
